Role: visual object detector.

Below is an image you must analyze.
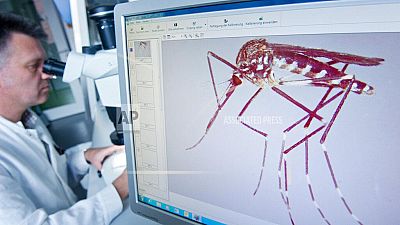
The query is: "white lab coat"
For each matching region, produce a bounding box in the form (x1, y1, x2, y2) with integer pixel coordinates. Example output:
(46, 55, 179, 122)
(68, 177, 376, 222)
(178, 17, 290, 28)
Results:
(0, 111, 122, 225)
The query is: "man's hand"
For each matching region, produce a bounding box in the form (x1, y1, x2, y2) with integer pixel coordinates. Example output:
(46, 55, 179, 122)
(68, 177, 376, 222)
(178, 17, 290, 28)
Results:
(84, 145, 124, 170)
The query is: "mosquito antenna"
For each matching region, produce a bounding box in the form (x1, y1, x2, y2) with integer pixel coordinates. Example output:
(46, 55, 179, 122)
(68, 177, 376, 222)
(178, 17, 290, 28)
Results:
(217, 79, 231, 86)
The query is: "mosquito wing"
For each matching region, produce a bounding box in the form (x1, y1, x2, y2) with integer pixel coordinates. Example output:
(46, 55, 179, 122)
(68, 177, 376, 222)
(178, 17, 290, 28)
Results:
(269, 43, 384, 66)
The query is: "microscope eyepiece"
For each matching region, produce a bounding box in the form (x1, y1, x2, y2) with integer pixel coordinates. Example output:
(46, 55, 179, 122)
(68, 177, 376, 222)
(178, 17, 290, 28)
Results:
(43, 58, 65, 77)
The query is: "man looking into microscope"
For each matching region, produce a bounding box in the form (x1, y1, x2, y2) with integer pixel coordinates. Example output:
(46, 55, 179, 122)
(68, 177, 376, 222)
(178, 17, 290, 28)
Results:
(0, 13, 128, 225)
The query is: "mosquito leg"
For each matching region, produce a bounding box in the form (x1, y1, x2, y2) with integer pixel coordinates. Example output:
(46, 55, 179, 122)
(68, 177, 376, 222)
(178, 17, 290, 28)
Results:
(341, 63, 349, 73)
(285, 115, 309, 133)
(272, 86, 323, 121)
(279, 123, 330, 225)
(320, 77, 355, 144)
(320, 90, 344, 108)
(234, 87, 269, 194)
(321, 143, 363, 225)
(237, 88, 268, 136)
(207, 51, 241, 106)
(304, 129, 332, 225)
(285, 154, 295, 225)
(284, 125, 325, 154)
(278, 133, 294, 224)
(186, 84, 238, 150)
(326, 60, 339, 65)
(278, 75, 345, 86)
(304, 87, 333, 128)
(253, 138, 267, 196)
(280, 120, 327, 224)
(278, 132, 296, 225)
(281, 74, 355, 144)
(278, 132, 288, 205)
(187, 51, 242, 150)
(281, 87, 344, 154)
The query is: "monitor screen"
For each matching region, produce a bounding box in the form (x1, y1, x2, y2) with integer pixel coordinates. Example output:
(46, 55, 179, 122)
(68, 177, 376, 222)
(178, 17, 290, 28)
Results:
(115, 0, 400, 224)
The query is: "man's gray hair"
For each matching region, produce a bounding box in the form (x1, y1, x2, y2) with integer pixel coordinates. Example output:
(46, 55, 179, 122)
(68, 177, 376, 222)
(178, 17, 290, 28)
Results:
(0, 13, 47, 67)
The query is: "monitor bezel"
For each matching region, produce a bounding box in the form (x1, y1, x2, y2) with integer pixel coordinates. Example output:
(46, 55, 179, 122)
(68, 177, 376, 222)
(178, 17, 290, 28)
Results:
(114, 0, 397, 224)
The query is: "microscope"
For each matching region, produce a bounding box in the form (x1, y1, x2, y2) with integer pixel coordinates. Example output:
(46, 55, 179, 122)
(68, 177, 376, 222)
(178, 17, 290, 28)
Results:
(44, 5, 123, 146)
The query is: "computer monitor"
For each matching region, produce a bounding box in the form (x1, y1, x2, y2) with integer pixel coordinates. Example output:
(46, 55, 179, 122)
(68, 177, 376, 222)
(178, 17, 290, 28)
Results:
(115, 0, 400, 224)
